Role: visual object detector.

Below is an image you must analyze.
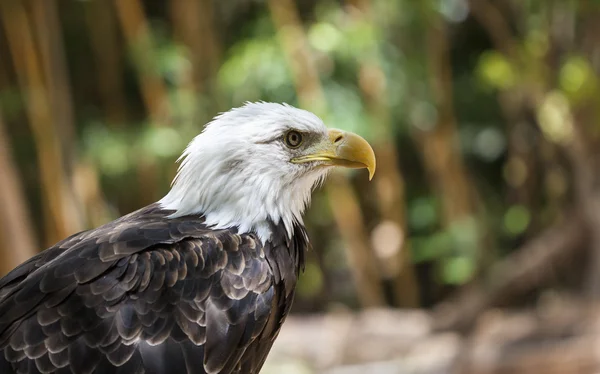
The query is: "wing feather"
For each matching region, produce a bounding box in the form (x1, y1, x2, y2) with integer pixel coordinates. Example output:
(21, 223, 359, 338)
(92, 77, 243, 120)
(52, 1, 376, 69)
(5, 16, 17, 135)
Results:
(0, 205, 298, 374)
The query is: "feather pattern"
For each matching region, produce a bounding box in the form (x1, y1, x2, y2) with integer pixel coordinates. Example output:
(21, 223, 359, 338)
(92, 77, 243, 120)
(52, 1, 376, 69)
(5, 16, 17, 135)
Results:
(0, 203, 307, 374)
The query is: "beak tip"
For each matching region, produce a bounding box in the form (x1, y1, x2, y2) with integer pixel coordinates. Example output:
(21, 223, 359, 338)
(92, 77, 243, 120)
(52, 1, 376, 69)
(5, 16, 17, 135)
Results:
(368, 165, 375, 181)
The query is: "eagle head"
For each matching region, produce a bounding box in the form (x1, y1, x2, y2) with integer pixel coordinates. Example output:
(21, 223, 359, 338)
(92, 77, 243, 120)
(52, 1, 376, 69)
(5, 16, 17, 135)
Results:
(159, 102, 376, 241)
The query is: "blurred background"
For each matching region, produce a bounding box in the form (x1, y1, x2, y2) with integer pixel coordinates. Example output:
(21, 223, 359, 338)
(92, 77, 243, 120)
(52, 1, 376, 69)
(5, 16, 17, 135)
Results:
(0, 0, 599, 372)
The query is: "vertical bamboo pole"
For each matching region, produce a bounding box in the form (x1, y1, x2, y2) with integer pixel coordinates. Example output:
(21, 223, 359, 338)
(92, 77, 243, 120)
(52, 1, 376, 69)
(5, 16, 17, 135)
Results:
(0, 110, 38, 275)
(86, 0, 129, 124)
(170, 0, 221, 100)
(30, 0, 77, 166)
(114, 0, 170, 126)
(1, 0, 83, 246)
(169, 0, 223, 127)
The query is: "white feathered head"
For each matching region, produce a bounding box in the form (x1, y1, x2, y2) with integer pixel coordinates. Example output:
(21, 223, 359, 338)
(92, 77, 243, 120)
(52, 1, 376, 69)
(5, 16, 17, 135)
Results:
(160, 102, 376, 241)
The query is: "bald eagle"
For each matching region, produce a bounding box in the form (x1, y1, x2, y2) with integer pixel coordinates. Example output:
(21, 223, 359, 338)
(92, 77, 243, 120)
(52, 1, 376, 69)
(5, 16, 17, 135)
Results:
(0, 102, 375, 374)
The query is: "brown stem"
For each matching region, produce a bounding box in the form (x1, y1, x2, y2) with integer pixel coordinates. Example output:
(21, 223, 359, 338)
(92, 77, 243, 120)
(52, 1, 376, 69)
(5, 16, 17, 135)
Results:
(170, 0, 221, 100)
(85, 1, 129, 125)
(114, 0, 170, 126)
(30, 0, 77, 166)
(267, 0, 326, 113)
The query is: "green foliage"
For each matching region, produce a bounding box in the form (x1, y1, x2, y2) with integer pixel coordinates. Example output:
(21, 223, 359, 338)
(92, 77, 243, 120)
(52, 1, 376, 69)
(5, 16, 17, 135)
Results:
(537, 91, 574, 145)
(308, 22, 343, 54)
(504, 205, 531, 236)
(477, 51, 516, 90)
(83, 125, 131, 177)
(83, 124, 185, 178)
(218, 38, 293, 103)
(412, 217, 479, 284)
(409, 197, 438, 232)
(560, 56, 598, 103)
(442, 255, 475, 285)
(0, 89, 24, 122)
(139, 127, 185, 159)
(5, 0, 597, 309)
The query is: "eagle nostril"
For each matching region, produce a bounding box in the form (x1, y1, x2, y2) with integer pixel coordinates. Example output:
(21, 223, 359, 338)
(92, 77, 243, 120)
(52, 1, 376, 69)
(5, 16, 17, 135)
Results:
(334, 135, 344, 144)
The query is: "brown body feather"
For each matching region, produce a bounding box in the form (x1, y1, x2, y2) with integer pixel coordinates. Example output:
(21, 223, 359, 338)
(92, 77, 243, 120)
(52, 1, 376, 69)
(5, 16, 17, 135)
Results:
(0, 204, 307, 374)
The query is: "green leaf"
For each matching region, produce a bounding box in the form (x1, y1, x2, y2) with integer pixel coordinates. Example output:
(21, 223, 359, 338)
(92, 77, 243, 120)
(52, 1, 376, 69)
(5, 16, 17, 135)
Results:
(560, 56, 597, 102)
(409, 197, 438, 231)
(140, 127, 184, 159)
(503, 205, 531, 236)
(412, 231, 453, 263)
(308, 22, 342, 53)
(442, 256, 475, 284)
(477, 51, 516, 90)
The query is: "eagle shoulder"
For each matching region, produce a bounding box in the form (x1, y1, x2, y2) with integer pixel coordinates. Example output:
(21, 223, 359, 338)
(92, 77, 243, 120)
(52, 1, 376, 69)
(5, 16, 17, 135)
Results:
(0, 204, 304, 374)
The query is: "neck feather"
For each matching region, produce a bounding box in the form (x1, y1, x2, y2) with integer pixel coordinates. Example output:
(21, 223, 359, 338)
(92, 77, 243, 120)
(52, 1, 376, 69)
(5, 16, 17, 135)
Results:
(158, 160, 324, 242)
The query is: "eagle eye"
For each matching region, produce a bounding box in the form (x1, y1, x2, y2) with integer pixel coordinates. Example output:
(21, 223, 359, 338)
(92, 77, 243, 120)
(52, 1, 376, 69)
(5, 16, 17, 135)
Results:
(284, 130, 303, 148)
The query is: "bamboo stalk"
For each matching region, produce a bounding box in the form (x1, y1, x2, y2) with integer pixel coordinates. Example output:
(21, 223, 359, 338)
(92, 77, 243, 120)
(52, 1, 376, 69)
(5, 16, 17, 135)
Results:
(169, 0, 201, 94)
(169, 0, 223, 126)
(72, 160, 114, 229)
(170, 0, 221, 99)
(30, 0, 77, 165)
(267, 0, 326, 116)
(267, 0, 386, 307)
(85, 0, 129, 125)
(0, 109, 38, 275)
(1, 0, 83, 246)
(114, 0, 170, 126)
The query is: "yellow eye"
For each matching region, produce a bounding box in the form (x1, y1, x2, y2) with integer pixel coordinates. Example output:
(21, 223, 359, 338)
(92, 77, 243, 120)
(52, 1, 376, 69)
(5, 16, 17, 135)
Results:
(284, 130, 303, 148)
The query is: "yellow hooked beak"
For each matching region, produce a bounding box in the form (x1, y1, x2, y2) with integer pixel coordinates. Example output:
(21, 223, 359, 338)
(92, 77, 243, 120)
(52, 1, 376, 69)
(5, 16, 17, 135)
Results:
(291, 129, 376, 180)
